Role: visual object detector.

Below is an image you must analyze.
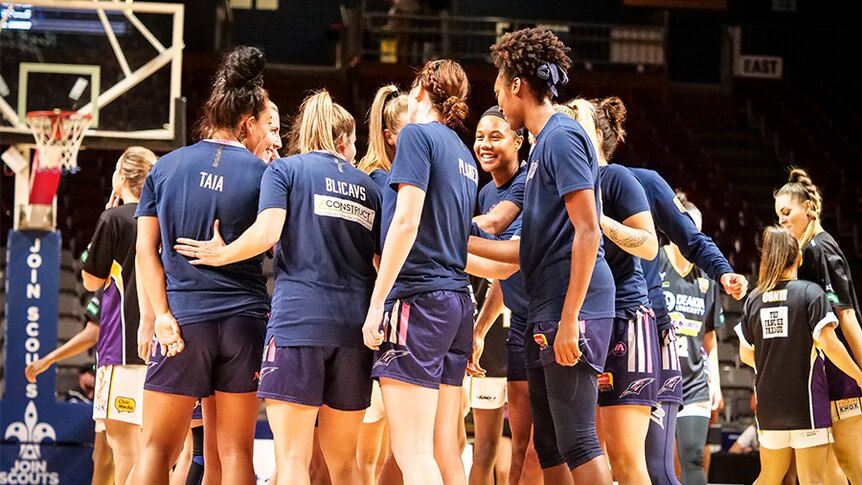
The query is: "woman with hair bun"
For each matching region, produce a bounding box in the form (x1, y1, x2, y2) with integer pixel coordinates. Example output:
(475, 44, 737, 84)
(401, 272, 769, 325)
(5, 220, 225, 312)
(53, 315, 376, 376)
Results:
(133, 46, 272, 484)
(175, 89, 380, 484)
(775, 168, 862, 483)
(361, 59, 478, 485)
(565, 97, 658, 485)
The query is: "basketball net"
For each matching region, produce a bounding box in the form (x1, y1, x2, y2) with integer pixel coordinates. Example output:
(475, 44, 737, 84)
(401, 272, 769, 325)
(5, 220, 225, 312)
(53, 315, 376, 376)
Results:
(26, 111, 91, 205)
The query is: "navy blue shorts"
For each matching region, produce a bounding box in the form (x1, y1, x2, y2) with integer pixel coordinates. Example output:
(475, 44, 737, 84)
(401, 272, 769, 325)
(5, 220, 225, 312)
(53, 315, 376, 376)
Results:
(257, 339, 373, 411)
(657, 327, 684, 405)
(598, 309, 660, 407)
(371, 290, 473, 389)
(525, 318, 614, 373)
(145, 315, 266, 398)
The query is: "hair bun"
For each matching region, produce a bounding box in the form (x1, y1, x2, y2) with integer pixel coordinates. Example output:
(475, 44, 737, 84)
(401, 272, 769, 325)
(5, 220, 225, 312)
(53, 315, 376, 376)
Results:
(222, 46, 266, 89)
(442, 96, 468, 128)
(788, 167, 813, 185)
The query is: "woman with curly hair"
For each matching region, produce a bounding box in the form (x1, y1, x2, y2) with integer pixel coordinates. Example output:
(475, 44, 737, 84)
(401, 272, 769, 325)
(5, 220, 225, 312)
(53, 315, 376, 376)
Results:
(470, 27, 616, 485)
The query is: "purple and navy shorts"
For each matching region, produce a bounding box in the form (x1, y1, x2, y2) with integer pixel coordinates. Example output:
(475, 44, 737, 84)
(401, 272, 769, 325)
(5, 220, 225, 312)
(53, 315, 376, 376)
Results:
(598, 308, 660, 407)
(145, 315, 266, 398)
(656, 327, 684, 406)
(371, 290, 473, 389)
(524, 318, 614, 374)
(257, 338, 373, 411)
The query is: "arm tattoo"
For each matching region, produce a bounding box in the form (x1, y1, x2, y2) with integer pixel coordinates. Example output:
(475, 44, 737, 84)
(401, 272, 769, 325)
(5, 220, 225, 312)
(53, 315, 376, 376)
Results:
(605, 218, 648, 249)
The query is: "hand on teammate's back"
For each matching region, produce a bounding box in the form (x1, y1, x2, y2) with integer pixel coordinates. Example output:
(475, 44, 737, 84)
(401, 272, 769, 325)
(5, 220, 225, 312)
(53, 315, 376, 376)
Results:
(720, 273, 749, 300)
(174, 220, 227, 266)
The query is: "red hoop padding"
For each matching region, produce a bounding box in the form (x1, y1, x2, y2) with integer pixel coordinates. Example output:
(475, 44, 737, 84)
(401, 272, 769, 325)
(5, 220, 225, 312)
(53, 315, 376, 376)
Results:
(26, 110, 91, 172)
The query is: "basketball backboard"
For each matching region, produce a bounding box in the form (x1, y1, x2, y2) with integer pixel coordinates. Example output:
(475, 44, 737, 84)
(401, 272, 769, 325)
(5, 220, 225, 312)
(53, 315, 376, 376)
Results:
(0, 0, 185, 151)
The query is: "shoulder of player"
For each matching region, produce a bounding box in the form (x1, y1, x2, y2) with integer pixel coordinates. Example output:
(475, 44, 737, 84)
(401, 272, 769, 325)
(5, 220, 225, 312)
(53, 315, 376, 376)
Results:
(399, 122, 435, 144)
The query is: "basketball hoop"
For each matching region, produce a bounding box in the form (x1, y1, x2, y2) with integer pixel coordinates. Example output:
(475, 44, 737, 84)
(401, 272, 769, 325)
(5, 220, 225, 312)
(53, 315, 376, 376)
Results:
(25, 110, 91, 207)
(27, 110, 92, 173)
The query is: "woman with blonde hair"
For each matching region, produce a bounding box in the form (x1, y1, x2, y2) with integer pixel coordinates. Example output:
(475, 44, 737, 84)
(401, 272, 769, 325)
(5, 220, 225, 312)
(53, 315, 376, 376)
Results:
(27, 146, 156, 485)
(356, 84, 408, 485)
(175, 89, 381, 485)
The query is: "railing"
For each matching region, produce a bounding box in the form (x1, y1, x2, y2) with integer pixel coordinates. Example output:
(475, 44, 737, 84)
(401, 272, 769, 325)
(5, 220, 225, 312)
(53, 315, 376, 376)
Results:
(357, 11, 665, 70)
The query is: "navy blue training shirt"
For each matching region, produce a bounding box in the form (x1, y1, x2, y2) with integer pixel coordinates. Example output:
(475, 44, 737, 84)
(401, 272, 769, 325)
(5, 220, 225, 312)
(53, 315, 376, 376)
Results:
(369, 168, 389, 191)
(600, 164, 652, 317)
(136, 141, 270, 324)
(520, 113, 615, 323)
(630, 168, 734, 330)
(477, 165, 529, 320)
(259, 152, 381, 348)
(385, 122, 478, 300)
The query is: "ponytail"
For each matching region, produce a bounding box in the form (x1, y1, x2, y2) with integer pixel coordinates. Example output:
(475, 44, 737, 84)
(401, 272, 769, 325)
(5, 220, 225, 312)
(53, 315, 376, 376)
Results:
(757, 226, 799, 293)
(414, 59, 469, 129)
(358, 85, 407, 174)
(774, 167, 822, 248)
(561, 98, 600, 159)
(593, 96, 627, 161)
(289, 90, 355, 156)
(118, 146, 157, 198)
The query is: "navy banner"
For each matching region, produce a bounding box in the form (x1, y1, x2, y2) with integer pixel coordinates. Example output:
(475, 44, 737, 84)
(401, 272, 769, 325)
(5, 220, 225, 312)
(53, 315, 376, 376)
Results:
(1, 230, 94, 484)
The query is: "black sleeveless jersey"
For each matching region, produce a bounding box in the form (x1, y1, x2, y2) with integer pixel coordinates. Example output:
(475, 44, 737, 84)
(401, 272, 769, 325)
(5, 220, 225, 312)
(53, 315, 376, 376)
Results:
(659, 248, 723, 405)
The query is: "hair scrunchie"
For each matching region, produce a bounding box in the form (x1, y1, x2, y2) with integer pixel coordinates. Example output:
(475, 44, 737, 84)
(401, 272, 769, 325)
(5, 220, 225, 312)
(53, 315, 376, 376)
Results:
(536, 62, 569, 99)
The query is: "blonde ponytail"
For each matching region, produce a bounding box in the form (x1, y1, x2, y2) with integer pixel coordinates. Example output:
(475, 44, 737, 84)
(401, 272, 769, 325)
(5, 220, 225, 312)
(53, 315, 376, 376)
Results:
(290, 90, 355, 155)
(357, 85, 407, 174)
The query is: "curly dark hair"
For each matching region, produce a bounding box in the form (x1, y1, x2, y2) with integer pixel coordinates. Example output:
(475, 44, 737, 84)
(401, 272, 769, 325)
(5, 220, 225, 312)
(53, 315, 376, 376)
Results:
(490, 28, 572, 100)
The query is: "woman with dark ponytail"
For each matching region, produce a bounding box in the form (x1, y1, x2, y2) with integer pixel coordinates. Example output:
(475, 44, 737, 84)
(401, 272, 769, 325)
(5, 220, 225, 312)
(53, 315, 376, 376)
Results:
(133, 46, 272, 485)
(736, 226, 862, 485)
(360, 59, 478, 485)
(775, 168, 862, 482)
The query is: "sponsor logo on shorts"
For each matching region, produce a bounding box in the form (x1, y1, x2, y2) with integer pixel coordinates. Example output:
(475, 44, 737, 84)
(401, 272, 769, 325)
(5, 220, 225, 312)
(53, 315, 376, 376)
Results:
(114, 397, 136, 413)
(598, 372, 614, 392)
(257, 366, 278, 382)
(620, 378, 655, 398)
(612, 342, 627, 357)
(533, 333, 548, 348)
(476, 394, 496, 401)
(650, 405, 666, 429)
(835, 398, 862, 419)
(658, 375, 683, 395)
(373, 349, 410, 368)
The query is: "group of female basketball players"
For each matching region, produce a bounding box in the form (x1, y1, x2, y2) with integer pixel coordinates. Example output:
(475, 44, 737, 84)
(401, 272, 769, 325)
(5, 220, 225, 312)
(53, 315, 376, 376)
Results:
(25, 26, 862, 485)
